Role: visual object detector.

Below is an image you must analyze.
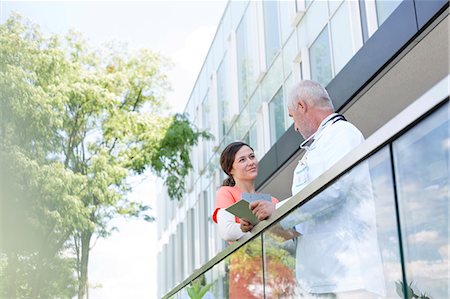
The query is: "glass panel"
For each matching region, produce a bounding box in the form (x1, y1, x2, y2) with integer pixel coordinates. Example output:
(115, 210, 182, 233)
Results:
(305, 0, 329, 44)
(263, 0, 281, 67)
(368, 147, 404, 298)
(181, 236, 263, 298)
(309, 25, 332, 86)
(236, 4, 260, 106)
(329, 0, 344, 16)
(261, 54, 283, 104)
(393, 102, 449, 299)
(269, 87, 285, 145)
(279, 0, 295, 45)
(331, 0, 354, 75)
(264, 158, 394, 298)
(282, 32, 297, 78)
(216, 53, 231, 138)
(375, 0, 402, 27)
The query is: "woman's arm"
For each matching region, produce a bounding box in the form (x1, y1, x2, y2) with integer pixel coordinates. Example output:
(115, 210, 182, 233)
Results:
(216, 208, 249, 242)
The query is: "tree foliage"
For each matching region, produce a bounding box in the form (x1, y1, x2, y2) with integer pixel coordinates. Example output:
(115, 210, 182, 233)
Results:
(0, 13, 210, 298)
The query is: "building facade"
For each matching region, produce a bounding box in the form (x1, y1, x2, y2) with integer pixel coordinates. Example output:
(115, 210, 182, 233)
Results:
(156, 0, 449, 297)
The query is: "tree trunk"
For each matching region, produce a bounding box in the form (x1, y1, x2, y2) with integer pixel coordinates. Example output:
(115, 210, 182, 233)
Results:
(78, 231, 92, 299)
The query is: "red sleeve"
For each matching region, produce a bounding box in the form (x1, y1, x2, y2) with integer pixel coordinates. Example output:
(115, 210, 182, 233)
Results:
(212, 187, 240, 223)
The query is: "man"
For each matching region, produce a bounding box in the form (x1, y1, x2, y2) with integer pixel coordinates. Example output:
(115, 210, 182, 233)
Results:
(241, 80, 385, 298)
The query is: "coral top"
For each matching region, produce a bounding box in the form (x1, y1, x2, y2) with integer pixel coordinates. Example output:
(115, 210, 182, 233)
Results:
(212, 186, 279, 223)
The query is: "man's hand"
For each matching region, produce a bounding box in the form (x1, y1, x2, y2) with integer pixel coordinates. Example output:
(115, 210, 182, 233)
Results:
(240, 219, 254, 232)
(250, 200, 275, 221)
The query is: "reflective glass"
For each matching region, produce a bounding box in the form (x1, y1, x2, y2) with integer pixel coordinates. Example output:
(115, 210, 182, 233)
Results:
(181, 236, 263, 298)
(236, 4, 260, 105)
(375, 0, 402, 28)
(279, 0, 295, 45)
(309, 25, 332, 86)
(282, 32, 298, 78)
(331, 0, 354, 75)
(263, 0, 281, 67)
(216, 53, 231, 138)
(263, 156, 396, 298)
(261, 54, 283, 104)
(329, 0, 344, 16)
(305, 0, 328, 45)
(269, 87, 285, 145)
(393, 102, 449, 299)
(368, 147, 403, 298)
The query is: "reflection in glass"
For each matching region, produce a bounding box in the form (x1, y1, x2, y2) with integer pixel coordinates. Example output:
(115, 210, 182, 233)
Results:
(269, 87, 285, 145)
(217, 52, 231, 139)
(263, 0, 281, 67)
(227, 237, 264, 298)
(236, 5, 260, 106)
(184, 236, 264, 299)
(375, 0, 402, 27)
(393, 102, 449, 299)
(368, 147, 403, 298)
(309, 26, 332, 86)
(330, 0, 354, 75)
(266, 161, 387, 298)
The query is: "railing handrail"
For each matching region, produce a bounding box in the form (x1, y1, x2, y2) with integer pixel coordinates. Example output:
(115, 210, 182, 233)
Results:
(162, 75, 449, 299)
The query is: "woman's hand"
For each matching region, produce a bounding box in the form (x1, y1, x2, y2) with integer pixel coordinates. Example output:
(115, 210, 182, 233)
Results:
(250, 200, 275, 221)
(240, 219, 254, 232)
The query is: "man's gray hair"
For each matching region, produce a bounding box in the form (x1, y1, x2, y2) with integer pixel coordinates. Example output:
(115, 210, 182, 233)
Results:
(288, 80, 335, 111)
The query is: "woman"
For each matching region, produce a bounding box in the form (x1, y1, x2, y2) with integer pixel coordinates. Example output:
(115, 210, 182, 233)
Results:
(212, 141, 279, 298)
(212, 141, 278, 241)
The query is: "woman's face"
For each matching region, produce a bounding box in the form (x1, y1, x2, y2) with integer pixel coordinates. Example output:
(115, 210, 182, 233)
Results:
(229, 145, 258, 182)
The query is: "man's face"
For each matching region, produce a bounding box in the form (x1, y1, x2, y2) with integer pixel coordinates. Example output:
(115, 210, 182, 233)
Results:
(288, 99, 315, 140)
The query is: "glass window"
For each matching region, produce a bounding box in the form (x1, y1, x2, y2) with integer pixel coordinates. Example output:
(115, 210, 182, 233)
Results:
(269, 87, 285, 145)
(309, 25, 332, 86)
(368, 147, 404, 298)
(331, 0, 354, 74)
(282, 32, 297, 78)
(236, 5, 260, 106)
(202, 93, 211, 170)
(261, 54, 283, 105)
(305, 0, 329, 44)
(187, 208, 195, 274)
(263, 0, 281, 66)
(375, 0, 402, 27)
(279, 0, 295, 45)
(329, 0, 344, 16)
(217, 53, 231, 138)
(393, 102, 449, 299)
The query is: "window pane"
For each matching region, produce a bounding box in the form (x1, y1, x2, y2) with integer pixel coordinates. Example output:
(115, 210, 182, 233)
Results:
(331, 0, 354, 74)
(263, 0, 281, 67)
(375, 0, 402, 27)
(309, 25, 332, 86)
(217, 53, 231, 138)
(236, 5, 260, 105)
(269, 87, 285, 145)
(393, 102, 449, 299)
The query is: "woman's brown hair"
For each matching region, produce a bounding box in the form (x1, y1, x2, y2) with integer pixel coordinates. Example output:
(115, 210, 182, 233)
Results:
(220, 141, 253, 186)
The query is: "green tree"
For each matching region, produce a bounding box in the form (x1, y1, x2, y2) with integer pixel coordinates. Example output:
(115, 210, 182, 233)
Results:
(0, 13, 210, 298)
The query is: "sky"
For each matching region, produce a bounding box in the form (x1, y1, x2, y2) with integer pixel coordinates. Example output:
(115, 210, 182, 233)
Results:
(0, 0, 227, 298)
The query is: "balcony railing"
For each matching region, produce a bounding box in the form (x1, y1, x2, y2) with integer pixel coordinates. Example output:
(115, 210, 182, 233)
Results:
(163, 75, 449, 299)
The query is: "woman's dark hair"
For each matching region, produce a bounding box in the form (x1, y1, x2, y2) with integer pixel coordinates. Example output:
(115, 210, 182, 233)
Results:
(220, 141, 253, 186)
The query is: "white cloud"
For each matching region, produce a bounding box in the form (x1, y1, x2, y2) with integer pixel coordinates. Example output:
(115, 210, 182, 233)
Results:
(438, 244, 449, 259)
(407, 230, 440, 244)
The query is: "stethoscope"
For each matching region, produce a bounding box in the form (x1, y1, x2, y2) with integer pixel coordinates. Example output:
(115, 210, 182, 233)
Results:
(300, 114, 347, 149)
